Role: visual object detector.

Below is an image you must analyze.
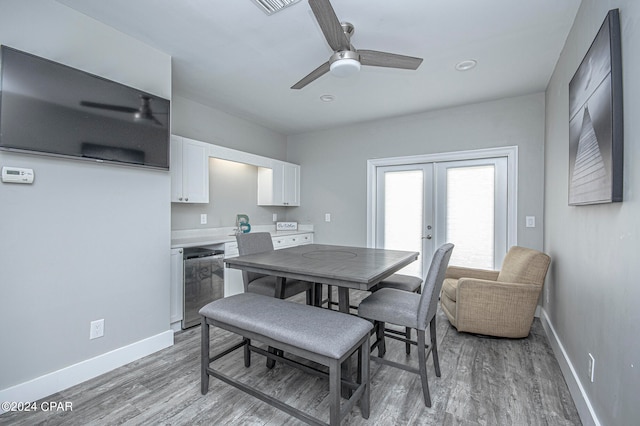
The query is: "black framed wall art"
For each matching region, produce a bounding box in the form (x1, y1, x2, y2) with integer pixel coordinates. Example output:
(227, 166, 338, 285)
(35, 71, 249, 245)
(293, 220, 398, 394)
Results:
(568, 9, 623, 205)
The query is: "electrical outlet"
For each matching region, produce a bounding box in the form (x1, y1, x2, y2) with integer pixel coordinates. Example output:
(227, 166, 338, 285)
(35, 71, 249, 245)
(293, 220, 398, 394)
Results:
(588, 353, 595, 382)
(90, 319, 104, 340)
(273, 213, 277, 222)
(200, 214, 207, 225)
(325, 213, 331, 222)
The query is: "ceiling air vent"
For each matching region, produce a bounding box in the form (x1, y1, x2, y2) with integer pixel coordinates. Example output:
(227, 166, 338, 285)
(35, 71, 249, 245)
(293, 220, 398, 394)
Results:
(251, 0, 301, 15)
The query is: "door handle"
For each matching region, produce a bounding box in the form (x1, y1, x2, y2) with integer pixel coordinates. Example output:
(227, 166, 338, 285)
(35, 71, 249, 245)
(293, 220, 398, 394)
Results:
(422, 234, 432, 240)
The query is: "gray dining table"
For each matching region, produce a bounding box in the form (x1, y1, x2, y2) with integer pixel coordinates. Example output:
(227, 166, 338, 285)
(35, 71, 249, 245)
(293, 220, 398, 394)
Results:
(224, 243, 420, 313)
(224, 243, 419, 395)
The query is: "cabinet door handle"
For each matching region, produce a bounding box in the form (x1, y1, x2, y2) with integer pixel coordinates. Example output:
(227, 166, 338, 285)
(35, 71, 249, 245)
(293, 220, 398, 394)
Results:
(185, 197, 189, 201)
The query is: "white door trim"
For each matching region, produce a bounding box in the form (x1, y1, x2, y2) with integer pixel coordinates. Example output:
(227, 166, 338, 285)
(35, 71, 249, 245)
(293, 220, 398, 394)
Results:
(366, 146, 518, 250)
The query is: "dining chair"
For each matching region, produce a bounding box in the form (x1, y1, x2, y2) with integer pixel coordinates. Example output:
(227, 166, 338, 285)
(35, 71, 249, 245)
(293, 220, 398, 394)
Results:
(325, 274, 422, 316)
(236, 232, 314, 304)
(236, 232, 316, 369)
(369, 273, 423, 354)
(357, 243, 454, 407)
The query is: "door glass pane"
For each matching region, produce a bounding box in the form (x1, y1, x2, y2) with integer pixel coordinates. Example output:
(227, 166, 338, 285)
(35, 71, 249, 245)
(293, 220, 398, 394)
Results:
(446, 165, 495, 269)
(384, 170, 423, 276)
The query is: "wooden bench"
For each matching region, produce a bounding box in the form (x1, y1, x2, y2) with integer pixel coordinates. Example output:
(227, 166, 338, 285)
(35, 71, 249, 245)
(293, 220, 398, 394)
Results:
(199, 292, 373, 426)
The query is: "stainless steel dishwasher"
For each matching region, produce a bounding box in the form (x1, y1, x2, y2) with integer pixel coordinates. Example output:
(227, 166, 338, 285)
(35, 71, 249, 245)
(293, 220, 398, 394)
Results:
(183, 247, 224, 329)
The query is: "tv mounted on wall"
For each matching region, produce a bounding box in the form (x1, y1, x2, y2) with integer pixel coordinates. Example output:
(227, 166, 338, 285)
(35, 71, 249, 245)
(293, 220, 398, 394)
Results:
(0, 45, 170, 170)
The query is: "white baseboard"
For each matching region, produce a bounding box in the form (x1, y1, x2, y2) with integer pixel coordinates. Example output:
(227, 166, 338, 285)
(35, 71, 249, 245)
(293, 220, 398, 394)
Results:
(0, 330, 173, 413)
(539, 309, 600, 426)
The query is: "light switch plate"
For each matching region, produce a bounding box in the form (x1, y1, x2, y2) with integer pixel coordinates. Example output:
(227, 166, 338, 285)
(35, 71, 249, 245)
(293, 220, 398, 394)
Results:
(525, 216, 535, 228)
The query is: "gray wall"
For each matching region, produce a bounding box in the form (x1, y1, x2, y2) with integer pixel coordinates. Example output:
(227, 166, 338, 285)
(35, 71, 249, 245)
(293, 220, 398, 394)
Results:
(170, 95, 289, 230)
(287, 93, 546, 250)
(544, 1, 640, 424)
(0, 0, 171, 390)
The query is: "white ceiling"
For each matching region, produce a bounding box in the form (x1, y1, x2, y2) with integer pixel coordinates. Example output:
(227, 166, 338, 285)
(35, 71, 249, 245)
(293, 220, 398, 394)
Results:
(56, 0, 581, 135)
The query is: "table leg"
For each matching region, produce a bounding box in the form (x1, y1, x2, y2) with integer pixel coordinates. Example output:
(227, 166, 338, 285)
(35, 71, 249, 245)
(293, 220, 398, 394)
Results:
(338, 287, 350, 313)
(313, 283, 322, 307)
(274, 277, 286, 299)
(338, 287, 353, 397)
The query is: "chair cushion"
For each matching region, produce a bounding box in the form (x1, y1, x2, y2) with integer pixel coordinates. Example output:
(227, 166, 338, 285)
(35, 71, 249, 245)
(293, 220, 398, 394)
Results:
(358, 288, 420, 329)
(200, 293, 372, 360)
(441, 277, 458, 302)
(377, 273, 422, 293)
(248, 275, 312, 299)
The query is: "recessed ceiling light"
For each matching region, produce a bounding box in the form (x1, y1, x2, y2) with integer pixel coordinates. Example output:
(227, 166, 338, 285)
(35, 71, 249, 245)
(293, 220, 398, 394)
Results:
(251, 0, 301, 15)
(320, 94, 335, 102)
(455, 60, 477, 71)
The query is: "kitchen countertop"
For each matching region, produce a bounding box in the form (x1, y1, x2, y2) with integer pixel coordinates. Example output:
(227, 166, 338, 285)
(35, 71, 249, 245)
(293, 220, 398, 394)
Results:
(171, 225, 314, 249)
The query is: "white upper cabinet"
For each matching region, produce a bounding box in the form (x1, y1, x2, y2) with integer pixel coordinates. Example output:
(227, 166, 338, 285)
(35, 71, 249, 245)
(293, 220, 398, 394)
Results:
(257, 160, 300, 206)
(171, 135, 209, 203)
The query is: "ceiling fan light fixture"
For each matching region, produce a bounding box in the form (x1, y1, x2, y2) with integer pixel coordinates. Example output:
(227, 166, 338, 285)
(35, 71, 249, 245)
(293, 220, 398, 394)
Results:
(330, 58, 361, 77)
(251, 0, 301, 15)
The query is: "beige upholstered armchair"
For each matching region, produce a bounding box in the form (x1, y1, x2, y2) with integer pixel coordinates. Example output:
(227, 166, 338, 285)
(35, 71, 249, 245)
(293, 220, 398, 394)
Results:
(440, 246, 551, 338)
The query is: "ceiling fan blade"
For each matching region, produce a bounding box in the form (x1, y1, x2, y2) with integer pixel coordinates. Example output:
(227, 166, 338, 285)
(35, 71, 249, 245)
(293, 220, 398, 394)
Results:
(291, 61, 330, 89)
(358, 50, 423, 70)
(80, 101, 138, 113)
(309, 0, 350, 51)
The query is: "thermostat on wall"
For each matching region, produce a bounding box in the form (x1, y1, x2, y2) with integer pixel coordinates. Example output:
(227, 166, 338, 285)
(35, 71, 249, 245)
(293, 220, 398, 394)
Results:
(2, 166, 34, 184)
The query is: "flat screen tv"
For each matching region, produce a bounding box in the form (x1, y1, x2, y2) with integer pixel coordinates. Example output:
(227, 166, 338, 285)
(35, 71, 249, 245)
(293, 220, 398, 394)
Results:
(0, 46, 170, 170)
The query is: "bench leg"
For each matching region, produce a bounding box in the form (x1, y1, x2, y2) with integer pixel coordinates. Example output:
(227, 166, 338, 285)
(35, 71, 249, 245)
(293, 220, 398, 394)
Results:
(329, 358, 341, 426)
(266, 347, 277, 369)
(201, 317, 210, 395)
(244, 338, 251, 368)
(359, 341, 370, 419)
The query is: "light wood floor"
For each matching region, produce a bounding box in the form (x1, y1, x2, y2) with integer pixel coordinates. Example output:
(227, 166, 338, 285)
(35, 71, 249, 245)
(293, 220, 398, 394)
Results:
(1, 291, 581, 425)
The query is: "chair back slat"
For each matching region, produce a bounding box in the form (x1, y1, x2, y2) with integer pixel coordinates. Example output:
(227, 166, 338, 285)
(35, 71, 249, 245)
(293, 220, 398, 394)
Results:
(417, 243, 454, 330)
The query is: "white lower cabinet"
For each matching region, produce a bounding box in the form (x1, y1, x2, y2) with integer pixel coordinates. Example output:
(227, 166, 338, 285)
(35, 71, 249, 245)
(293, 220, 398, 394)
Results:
(223, 241, 244, 297)
(224, 233, 313, 297)
(169, 248, 184, 326)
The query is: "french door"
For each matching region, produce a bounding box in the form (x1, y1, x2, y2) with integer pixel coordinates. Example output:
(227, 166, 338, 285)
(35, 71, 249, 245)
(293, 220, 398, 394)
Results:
(375, 164, 434, 277)
(372, 152, 512, 278)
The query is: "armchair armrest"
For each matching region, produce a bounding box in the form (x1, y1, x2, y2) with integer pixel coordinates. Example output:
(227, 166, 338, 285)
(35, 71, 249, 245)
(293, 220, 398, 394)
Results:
(446, 266, 500, 281)
(456, 278, 542, 338)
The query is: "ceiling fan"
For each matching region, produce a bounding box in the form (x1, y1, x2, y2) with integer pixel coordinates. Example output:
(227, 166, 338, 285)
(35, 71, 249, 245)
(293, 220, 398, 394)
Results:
(291, 0, 423, 89)
(80, 95, 165, 125)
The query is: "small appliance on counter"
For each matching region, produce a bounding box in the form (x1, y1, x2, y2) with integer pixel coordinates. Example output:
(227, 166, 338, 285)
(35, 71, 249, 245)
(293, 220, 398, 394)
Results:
(182, 247, 224, 329)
